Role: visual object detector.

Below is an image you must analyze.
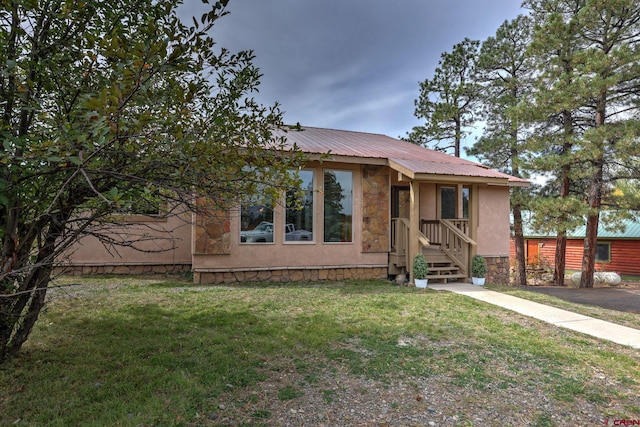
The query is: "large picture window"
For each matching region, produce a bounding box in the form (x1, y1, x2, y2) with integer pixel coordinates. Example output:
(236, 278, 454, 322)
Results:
(323, 170, 352, 243)
(240, 198, 274, 244)
(285, 170, 314, 242)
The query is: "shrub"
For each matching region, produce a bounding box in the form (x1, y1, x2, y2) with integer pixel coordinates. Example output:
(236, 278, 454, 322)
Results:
(413, 254, 429, 279)
(472, 255, 487, 278)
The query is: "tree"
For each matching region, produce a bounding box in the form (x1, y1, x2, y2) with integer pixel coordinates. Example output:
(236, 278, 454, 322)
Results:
(523, 0, 590, 286)
(523, 0, 640, 288)
(408, 38, 480, 157)
(575, 0, 640, 288)
(0, 0, 305, 362)
(467, 15, 535, 286)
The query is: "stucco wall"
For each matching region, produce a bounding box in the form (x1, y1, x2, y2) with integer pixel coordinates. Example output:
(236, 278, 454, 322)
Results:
(420, 183, 437, 220)
(56, 212, 192, 273)
(476, 186, 511, 256)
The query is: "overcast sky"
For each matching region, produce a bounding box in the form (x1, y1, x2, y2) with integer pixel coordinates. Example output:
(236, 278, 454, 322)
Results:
(182, 1, 526, 144)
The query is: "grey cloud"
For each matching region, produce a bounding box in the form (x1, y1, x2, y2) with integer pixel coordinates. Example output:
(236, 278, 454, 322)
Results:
(182, 0, 524, 138)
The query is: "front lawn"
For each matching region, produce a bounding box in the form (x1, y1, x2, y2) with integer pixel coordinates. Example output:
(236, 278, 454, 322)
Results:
(1, 276, 638, 426)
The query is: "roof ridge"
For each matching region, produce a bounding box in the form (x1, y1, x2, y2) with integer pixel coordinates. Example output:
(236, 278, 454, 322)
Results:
(285, 124, 391, 138)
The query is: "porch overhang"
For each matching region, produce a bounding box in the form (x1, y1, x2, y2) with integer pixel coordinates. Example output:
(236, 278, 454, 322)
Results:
(388, 158, 530, 187)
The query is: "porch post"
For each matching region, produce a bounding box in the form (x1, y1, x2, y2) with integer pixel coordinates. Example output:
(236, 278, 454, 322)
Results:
(469, 184, 479, 259)
(456, 184, 464, 219)
(409, 180, 420, 282)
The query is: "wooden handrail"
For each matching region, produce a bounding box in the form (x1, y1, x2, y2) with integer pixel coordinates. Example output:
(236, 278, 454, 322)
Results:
(440, 219, 476, 246)
(392, 218, 430, 272)
(419, 219, 476, 277)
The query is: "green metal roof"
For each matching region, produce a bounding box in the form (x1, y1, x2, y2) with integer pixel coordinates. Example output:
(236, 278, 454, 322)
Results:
(567, 219, 640, 239)
(517, 212, 640, 239)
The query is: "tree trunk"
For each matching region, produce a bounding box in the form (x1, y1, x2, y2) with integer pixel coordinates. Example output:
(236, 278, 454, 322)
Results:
(553, 231, 567, 286)
(6, 270, 50, 359)
(553, 164, 571, 286)
(580, 99, 606, 289)
(0, 241, 54, 361)
(554, 108, 573, 286)
(512, 203, 527, 287)
(454, 114, 461, 158)
(0, 211, 67, 361)
(580, 211, 600, 289)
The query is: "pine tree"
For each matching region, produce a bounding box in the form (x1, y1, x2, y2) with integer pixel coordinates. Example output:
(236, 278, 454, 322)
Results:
(524, 0, 640, 288)
(574, 0, 640, 287)
(524, 0, 590, 286)
(468, 16, 535, 286)
(408, 38, 481, 157)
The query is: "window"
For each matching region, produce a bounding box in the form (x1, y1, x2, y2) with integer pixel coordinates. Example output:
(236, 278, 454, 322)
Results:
(123, 196, 162, 216)
(240, 198, 274, 244)
(115, 188, 167, 222)
(323, 170, 352, 243)
(595, 242, 611, 262)
(440, 186, 469, 219)
(462, 187, 469, 219)
(285, 170, 314, 242)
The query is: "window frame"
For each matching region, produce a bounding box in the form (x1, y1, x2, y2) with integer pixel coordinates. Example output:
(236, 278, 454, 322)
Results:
(322, 168, 353, 244)
(284, 169, 315, 244)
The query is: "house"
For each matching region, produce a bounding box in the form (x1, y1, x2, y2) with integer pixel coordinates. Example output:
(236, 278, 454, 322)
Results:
(512, 213, 640, 277)
(192, 127, 527, 285)
(57, 126, 528, 284)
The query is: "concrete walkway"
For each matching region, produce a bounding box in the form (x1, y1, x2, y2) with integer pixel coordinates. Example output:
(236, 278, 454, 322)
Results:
(429, 283, 640, 349)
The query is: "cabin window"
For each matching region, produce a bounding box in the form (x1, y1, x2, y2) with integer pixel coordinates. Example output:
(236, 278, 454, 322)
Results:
(239, 198, 274, 244)
(595, 242, 611, 262)
(285, 170, 314, 242)
(323, 170, 353, 243)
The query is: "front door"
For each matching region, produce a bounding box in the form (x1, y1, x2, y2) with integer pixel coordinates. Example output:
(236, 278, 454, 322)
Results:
(527, 240, 539, 265)
(392, 186, 410, 219)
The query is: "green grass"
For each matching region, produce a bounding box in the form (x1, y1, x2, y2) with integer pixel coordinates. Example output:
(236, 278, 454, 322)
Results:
(1, 275, 639, 426)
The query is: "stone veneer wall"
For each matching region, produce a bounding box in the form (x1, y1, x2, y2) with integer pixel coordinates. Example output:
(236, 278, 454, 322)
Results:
(361, 165, 390, 253)
(485, 256, 510, 285)
(194, 199, 231, 255)
(53, 263, 191, 276)
(195, 266, 388, 284)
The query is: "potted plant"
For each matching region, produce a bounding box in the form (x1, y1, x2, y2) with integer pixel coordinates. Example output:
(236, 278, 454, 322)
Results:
(471, 255, 487, 286)
(413, 254, 429, 288)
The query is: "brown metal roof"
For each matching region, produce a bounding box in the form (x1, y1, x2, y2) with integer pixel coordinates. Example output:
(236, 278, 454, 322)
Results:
(275, 126, 529, 186)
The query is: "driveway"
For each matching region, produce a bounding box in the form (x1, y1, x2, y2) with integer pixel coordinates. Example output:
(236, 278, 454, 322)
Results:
(517, 286, 640, 314)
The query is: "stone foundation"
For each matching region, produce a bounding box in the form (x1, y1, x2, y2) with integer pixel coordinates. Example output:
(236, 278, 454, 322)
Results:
(485, 256, 510, 285)
(195, 266, 389, 284)
(53, 263, 191, 276)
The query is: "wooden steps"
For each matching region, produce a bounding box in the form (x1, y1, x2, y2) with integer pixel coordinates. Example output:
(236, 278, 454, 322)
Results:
(388, 247, 467, 283)
(422, 247, 465, 283)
